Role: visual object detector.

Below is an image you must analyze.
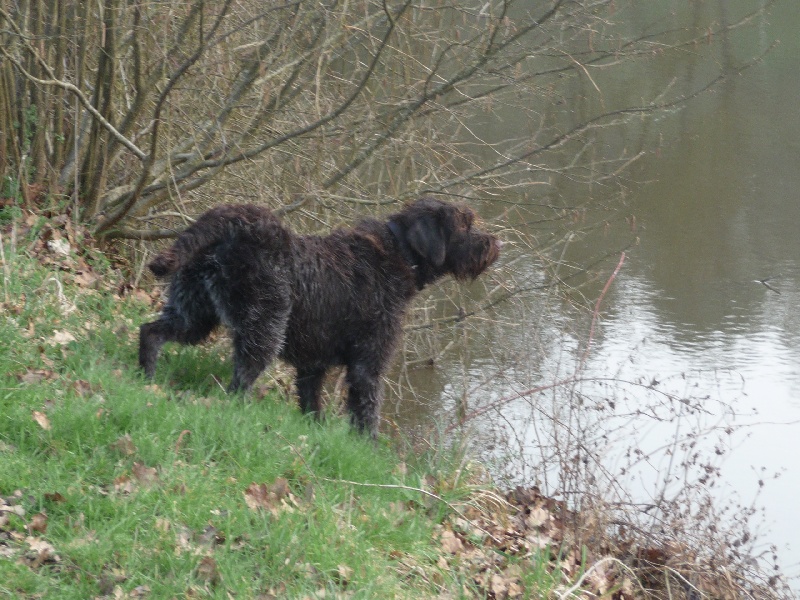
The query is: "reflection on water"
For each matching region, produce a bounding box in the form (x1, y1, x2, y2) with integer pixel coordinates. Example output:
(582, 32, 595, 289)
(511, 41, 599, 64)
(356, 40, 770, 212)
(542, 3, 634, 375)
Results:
(387, 0, 800, 581)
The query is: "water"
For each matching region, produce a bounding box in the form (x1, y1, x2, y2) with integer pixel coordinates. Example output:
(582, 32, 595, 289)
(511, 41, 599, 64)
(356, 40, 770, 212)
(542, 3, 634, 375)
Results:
(385, 0, 800, 584)
(591, 4, 800, 574)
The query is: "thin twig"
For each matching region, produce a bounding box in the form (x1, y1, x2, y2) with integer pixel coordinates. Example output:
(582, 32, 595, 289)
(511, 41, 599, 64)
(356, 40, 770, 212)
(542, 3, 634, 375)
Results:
(320, 476, 502, 545)
(0, 231, 8, 304)
(557, 556, 648, 599)
(579, 251, 625, 368)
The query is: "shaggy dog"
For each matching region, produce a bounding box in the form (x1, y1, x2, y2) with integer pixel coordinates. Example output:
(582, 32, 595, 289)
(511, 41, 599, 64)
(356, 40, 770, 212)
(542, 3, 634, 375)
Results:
(139, 197, 500, 437)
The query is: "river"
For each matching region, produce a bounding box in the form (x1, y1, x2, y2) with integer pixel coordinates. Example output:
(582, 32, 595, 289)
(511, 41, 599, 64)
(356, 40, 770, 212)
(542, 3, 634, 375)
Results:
(384, 0, 800, 585)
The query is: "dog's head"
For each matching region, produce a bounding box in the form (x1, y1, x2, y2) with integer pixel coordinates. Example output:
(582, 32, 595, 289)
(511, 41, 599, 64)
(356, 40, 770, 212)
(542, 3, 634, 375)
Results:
(390, 197, 500, 288)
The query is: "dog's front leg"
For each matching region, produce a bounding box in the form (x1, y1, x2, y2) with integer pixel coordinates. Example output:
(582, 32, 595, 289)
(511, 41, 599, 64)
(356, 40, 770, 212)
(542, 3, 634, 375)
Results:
(296, 367, 326, 416)
(345, 363, 384, 439)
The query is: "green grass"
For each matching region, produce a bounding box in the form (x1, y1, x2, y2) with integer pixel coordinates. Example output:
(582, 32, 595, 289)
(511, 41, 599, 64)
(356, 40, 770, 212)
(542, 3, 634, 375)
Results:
(0, 227, 579, 600)
(0, 240, 477, 599)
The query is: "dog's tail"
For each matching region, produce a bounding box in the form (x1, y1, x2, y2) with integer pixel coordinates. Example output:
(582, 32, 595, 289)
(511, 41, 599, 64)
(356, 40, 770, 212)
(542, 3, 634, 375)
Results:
(148, 247, 191, 278)
(148, 205, 276, 277)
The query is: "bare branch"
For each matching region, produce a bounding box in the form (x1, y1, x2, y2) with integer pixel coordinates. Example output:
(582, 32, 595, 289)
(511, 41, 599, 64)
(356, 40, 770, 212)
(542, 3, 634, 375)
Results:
(0, 16, 146, 160)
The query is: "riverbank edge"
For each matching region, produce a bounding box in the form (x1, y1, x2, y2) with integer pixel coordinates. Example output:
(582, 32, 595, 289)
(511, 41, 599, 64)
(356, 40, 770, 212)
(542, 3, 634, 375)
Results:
(0, 211, 788, 598)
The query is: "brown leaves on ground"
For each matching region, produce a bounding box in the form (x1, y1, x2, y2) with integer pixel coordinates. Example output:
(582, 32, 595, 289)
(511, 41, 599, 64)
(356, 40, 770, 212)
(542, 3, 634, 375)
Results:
(17, 368, 59, 385)
(21, 536, 60, 569)
(0, 492, 61, 569)
(112, 463, 160, 495)
(431, 486, 637, 600)
(20, 212, 103, 289)
(29, 512, 48, 534)
(335, 563, 354, 585)
(194, 555, 221, 586)
(32, 410, 51, 431)
(49, 329, 77, 346)
(18, 368, 101, 401)
(439, 529, 464, 555)
(244, 478, 300, 516)
(427, 485, 778, 600)
(110, 434, 138, 456)
(2, 208, 162, 317)
(132, 463, 159, 488)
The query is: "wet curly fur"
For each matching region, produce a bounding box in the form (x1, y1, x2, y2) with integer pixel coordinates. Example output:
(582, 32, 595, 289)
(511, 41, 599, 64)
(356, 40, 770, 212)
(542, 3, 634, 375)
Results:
(139, 197, 500, 437)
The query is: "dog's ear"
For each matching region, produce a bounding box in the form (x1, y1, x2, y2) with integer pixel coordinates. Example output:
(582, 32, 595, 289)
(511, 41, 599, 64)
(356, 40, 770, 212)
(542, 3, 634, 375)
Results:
(406, 215, 446, 267)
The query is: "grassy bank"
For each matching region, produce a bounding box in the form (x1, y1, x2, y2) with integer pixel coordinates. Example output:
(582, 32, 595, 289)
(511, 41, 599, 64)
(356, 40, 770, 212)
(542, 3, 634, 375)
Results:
(0, 214, 584, 600)
(1, 212, 791, 599)
(0, 215, 496, 598)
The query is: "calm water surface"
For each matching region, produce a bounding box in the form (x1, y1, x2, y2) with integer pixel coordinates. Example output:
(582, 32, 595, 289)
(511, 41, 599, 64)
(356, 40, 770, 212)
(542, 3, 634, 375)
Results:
(388, 0, 800, 581)
(599, 1, 800, 577)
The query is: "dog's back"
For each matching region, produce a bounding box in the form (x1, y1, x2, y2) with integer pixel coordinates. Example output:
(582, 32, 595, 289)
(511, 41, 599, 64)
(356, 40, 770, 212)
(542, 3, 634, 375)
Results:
(148, 204, 283, 277)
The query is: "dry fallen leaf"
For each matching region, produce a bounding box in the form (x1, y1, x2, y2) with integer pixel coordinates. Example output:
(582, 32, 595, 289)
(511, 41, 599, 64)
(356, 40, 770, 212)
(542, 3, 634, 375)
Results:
(73, 270, 98, 288)
(132, 462, 159, 488)
(113, 475, 136, 495)
(525, 505, 550, 528)
(174, 525, 195, 555)
(24, 536, 59, 568)
(26, 537, 56, 555)
(270, 478, 290, 499)
(128, 584, 151, 597)
(130, 288, 156, 304)
(29, 512, 48, 534)
(71, 379, 93, 397)
(18, 368, 58, 384)
(244, 479, 293, 514)
(244, 483, 270, 511)
(336, 564, 354, 584)
(440, 529, 464, 554)
(50, 330, 76, 345)
(110, 434, 137, 456)
(621, 577, 636, 597)
(489, 572, 524, 599)
(0, 500, 25, 518)
(46, 238, 71, 256)
(586, 560, 612, 595)
(489, 573, 510, 599)
(195, 556, 220, 585)
(32, 411, 51, 431)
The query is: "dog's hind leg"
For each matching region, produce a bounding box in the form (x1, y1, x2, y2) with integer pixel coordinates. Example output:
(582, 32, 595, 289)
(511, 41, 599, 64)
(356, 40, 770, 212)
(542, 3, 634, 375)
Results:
(227, 288, 291, 393)
(139, 310, 219, 378)
(206, 234, 294, 394)
(139, 320, 167, 379)
(228, 314, 289, 393)
(139, 271, 219, 379)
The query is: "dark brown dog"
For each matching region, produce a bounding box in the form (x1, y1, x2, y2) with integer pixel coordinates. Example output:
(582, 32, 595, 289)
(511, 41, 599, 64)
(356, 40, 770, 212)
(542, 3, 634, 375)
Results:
(139, 197, 500, 437)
